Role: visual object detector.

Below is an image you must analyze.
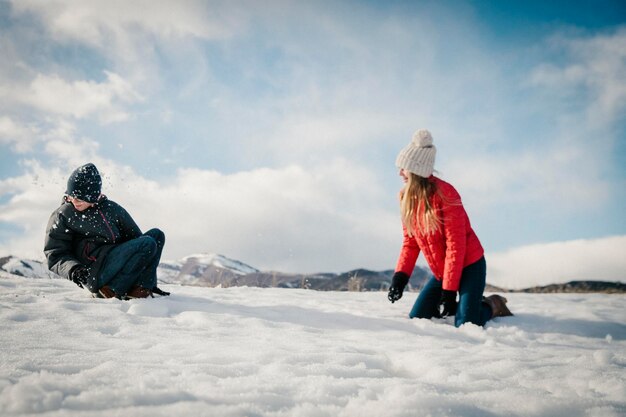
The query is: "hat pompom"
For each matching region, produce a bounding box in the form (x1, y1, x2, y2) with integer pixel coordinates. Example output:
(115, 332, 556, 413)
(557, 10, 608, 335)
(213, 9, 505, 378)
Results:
(412, 129, 433, 147)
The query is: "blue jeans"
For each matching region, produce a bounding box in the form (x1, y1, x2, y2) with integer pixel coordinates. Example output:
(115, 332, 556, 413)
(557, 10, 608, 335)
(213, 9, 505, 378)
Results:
(409, 257, 492, 327)
(97, 228, 165, 295)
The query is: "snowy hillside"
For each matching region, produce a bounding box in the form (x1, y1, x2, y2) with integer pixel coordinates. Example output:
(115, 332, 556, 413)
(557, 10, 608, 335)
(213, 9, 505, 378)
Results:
(1, 254, 433, 292)
(181, 253, 260, 275)
(171, 253, 261, 287)
(2, 255, 623, 293)
(0, 256, 51, 279)
(0, 271, 624, 417)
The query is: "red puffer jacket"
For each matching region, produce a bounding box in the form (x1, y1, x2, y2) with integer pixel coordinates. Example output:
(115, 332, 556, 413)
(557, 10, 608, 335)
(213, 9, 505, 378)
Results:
(395, 176, 484, 291)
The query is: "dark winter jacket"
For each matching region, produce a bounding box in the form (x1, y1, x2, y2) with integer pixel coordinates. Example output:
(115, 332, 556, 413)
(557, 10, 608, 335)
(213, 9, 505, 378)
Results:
(44, 195, 142, 292)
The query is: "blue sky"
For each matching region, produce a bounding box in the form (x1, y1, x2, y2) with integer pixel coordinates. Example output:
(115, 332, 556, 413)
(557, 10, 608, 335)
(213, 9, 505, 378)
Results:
(0, 0, 624, 288)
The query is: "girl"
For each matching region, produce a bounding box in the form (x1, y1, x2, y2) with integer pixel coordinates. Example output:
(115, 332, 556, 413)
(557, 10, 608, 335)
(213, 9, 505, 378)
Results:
(388, 129, 512, 326)
(44, 163, 169, 299)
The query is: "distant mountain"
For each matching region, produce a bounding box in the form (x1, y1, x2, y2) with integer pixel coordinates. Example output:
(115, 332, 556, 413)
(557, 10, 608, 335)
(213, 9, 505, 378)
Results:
(159, 253, 432, 292)
(0, 256, 52, 279)
(159, 253, 260, 287)
(516, 281, 626, 294)
(1, 254, 623, 293)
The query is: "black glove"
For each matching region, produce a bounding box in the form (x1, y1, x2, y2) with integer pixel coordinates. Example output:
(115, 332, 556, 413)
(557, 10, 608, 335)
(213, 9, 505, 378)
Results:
(70, 266, 89, 289)
(388, 272, 410, 303)
(439, 290, 457, 318)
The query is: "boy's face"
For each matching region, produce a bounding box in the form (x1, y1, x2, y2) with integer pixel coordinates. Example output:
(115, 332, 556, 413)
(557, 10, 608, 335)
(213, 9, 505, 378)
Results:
(68, 196, 95, 212)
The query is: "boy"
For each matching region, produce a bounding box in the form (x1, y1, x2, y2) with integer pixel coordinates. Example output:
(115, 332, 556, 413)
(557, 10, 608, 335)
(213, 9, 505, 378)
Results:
(44, 163, 169, 299)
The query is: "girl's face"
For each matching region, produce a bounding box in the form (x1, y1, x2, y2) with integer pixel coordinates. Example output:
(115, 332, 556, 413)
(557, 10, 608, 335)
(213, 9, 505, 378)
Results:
(68, 196, 95, 212)
(399, 169, 409, 184)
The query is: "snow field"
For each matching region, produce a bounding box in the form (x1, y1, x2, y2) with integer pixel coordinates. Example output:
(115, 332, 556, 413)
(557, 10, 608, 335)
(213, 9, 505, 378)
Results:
(0, 273, 624, 417)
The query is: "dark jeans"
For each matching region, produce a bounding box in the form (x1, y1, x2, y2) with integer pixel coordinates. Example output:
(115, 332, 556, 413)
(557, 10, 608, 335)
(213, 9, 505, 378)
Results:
(97, 228, 165, 295)
(409, 257, 492, 327)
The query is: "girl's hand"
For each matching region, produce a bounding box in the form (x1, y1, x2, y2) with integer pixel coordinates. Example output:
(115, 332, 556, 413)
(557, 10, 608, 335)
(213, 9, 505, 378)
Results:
(388, 272, 410, 303)
(439, 290, 457, 317)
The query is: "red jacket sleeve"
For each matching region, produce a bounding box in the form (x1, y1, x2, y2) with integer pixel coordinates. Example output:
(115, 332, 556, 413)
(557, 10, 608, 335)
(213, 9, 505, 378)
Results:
(395, 223, 421, 277)
(441, 186, 467, 291)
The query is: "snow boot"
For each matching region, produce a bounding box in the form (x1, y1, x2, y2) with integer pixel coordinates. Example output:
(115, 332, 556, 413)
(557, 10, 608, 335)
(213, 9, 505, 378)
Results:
(152, 286, 170, 296)
(126, 286, 152, 299)
(484, 294, 513, 318)
(99, 286, 118, 299)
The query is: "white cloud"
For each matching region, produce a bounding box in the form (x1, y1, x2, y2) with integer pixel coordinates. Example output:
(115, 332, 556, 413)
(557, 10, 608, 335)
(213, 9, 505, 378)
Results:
(529, 28, 626, 126)
(0, 160, 68, 256)
(3, 151, 623, 288)
(8, 0, 252, 94)
(0, 117, 101, 165)
(0, 157, 401, 273)
(16, 72, 142, 123)
(0, 117, 39, 153)
(4, 156, 623, 290)
(439, 29, 626, 215)
(11, 0, 242, 44)
(262, 110, 401, 164)
(487, 236, 626, 289)
(443, 144, 610, 212)
(102, 159, 401, 273)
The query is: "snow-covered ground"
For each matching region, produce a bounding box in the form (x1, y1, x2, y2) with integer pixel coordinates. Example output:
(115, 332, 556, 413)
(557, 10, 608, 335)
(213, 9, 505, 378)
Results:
(0, 272, 624, 417)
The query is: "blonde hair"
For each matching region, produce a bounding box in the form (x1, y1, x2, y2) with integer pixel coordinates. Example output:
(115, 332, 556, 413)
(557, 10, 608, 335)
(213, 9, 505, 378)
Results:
(400, 172, 442, 236)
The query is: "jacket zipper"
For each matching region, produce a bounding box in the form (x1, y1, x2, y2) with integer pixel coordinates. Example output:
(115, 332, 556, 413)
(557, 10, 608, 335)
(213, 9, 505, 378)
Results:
(98, 210, 116, 243)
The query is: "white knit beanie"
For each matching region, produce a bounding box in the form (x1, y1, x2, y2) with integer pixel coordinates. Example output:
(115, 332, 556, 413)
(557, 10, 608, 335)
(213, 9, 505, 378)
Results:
(395, 129, 436, 178)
